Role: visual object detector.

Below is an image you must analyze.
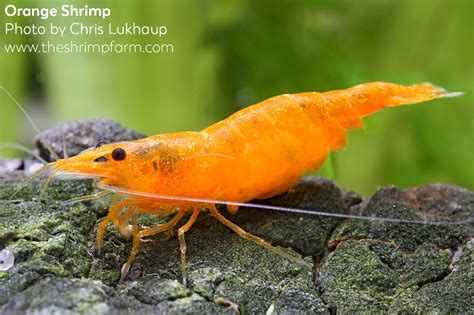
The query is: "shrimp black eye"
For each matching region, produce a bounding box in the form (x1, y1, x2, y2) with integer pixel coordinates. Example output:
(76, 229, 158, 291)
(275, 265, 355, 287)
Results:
(111, 148, 126, 161)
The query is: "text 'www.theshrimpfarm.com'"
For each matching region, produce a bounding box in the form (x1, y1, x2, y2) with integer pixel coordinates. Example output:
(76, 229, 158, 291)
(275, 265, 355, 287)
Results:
(4, 41, 174, 55)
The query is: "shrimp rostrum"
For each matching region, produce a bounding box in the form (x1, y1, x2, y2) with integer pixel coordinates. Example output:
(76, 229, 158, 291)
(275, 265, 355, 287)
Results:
(33, 82, 461, 283)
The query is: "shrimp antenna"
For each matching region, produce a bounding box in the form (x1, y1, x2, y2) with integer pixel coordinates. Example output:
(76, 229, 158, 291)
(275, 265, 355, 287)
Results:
(98, 184, 473, 226)
(0, 85, 60, 161)
(8, 163, 50, 201)
(0, 142, 48, 165)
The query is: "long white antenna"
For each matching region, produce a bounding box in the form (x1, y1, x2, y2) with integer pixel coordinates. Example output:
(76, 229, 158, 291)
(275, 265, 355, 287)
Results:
(0, 142, 48, 164)
(98, 183, 473, 226)
(0, 85, 60, 161)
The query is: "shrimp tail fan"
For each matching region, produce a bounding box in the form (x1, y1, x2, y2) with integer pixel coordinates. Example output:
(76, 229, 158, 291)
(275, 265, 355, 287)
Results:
(350, 82, 463, 117)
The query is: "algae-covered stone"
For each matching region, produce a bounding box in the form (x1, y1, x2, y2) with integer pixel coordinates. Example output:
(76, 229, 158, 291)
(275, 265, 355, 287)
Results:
(2, 278, 112, 315)
(390, 239, 474, 313)
(330, 185, 473, 251)
(0, 174, 98, 305)
(273, 269, 326, 314)
(318, 239, 456, 312)
(320, 184, 473, 313)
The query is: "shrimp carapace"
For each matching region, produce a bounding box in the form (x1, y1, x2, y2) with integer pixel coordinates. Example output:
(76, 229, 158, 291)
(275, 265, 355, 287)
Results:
(29, 82, 461, 284)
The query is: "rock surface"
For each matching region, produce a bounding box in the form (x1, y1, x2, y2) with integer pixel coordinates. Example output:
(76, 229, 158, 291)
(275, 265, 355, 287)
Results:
(35, 119, 146, 162)
(0, 120, 472, 314)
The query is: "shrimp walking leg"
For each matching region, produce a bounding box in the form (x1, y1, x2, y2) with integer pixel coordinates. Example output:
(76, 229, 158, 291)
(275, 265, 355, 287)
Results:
(112, 203, 186, 238)
(207, 205, 308, 267)
(177, 207, 201, 286)
(119, 210, 139, 284)
(119, 207, 187, 283)
(96, 198, 131, 247)
(97, 197, 188, 247)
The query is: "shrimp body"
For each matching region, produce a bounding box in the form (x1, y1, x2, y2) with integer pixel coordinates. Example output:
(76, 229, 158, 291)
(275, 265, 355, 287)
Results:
(55, 82, 453, 204)
(48, 81, 458, 283)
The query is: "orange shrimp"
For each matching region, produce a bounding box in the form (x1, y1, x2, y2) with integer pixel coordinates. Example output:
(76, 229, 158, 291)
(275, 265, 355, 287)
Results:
(11, 82, 462, 284)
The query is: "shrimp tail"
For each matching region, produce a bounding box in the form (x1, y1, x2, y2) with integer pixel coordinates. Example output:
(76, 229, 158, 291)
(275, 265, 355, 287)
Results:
(296, 82, 462, 152)
(347, 82, 462, 117)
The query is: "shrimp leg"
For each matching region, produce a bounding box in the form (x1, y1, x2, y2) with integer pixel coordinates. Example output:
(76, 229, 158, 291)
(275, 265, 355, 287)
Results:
(119, 207, 187, 283)
(177, 207, 201, 286)
(207, 204, 308, 267)
(97, 197, 172, 246)
(96, 198, 131, 247)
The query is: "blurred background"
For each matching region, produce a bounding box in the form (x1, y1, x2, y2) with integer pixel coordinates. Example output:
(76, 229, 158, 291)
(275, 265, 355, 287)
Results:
(1, 0, 473, 195)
